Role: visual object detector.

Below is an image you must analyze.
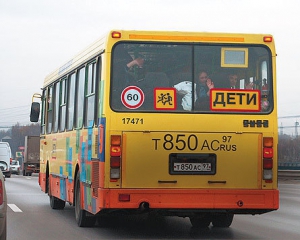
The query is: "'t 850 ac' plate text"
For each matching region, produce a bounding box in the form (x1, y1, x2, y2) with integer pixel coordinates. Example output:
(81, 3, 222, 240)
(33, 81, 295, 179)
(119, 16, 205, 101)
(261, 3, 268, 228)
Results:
(152, 134, 237, 152)
(173, 163, 212, 172)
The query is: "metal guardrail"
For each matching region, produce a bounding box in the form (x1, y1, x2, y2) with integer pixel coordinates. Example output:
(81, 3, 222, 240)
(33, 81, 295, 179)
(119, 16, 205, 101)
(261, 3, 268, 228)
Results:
(278, 163, 300, 170)
(278, 170, 300, 179)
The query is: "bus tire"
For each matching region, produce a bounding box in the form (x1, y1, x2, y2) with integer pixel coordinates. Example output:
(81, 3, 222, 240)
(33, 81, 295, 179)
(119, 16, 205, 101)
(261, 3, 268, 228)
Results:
(75, 174, 96, 227)
(50, 195, 65, 210)
(212, 213, 234, 228)
(189, 213, 211, 228)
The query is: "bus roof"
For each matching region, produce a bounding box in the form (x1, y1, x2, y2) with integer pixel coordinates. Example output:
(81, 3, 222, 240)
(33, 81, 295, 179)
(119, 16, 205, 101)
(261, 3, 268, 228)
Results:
(44, 35, 107, 86)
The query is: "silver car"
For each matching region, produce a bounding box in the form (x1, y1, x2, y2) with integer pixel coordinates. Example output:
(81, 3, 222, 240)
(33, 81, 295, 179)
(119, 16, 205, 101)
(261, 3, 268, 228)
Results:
(10, 160, 21, 175)
(0, 170, 6, 239)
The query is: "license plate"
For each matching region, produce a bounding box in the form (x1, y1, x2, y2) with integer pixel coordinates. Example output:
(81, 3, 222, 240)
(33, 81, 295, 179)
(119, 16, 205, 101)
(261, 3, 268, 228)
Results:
(169, 153, 216, 175)
(173, 162, 211, 172)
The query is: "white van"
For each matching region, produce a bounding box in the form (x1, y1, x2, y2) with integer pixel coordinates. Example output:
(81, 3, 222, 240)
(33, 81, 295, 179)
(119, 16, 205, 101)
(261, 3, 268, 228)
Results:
(0, 142, 12, 178)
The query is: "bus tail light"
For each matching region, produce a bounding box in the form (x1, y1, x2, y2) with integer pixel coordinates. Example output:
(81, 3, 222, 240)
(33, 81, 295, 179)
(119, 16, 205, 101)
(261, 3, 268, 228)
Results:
(110, 157, 120, 168)
(263, 137, 273, 182)
(110, 135, 121, 181)
(263, 169, 273, 181)
(263, 147, 273, 158)
(263, 158, 273, 169)
(110, 168, 120, 179)
(263, 137, 273, 147)
(111, 135, 121, 145)
(110, 146, 121, 156)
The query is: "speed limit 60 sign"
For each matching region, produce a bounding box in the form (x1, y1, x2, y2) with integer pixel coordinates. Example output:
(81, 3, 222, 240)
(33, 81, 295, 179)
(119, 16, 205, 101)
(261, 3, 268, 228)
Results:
(121, 86, 145, 109)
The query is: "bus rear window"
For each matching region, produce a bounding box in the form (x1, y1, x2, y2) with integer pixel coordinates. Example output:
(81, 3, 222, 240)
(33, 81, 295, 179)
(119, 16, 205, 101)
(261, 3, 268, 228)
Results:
(111, 43, 273, 114)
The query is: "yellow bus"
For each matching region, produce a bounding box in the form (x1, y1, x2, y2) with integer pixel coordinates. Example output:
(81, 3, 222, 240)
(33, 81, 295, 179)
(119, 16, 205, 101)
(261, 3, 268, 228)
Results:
(30, 30, 279, 228)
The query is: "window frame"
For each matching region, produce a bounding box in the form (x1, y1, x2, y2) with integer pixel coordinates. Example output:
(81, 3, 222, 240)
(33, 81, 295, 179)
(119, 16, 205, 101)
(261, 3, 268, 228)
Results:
(110, 42, 273, 114)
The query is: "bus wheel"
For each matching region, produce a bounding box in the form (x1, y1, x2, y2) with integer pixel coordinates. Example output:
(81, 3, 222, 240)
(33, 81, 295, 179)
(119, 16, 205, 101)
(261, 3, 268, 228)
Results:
(189, 213, 211, 228)
(212, 213, 234, 228)
(50, 195, 65, 210)
(75, 174, 96, 227)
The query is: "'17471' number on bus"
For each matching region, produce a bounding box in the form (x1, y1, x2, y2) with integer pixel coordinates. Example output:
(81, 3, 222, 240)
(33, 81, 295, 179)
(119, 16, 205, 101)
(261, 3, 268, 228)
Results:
(122, 118, 144, 124)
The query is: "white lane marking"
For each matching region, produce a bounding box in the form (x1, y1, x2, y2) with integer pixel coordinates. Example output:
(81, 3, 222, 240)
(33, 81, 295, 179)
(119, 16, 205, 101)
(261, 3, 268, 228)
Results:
(8, 204, 23, 212)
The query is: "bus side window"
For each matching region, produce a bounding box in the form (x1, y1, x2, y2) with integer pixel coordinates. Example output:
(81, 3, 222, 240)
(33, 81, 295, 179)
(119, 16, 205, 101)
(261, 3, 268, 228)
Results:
(66, 73, 76, 131)
(75, 67, 85, 129)
(46, 86, 53, 134)
(41, 90, 46, 134)
(59, 78, 67, 132)
(84, 61, 97, 127)
(52, 81, 60, 133)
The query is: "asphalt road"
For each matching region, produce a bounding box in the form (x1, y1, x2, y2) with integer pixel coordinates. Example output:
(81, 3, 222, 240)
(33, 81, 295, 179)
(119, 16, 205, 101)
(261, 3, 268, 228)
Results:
(5, 174, 300, 240)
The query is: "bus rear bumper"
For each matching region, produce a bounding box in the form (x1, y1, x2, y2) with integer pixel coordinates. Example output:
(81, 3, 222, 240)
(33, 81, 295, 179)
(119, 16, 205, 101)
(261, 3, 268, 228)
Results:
(97, 188, 279, 214)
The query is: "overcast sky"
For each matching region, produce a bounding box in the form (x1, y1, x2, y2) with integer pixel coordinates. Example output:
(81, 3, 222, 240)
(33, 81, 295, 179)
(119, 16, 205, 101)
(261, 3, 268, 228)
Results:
(0, 0, 299, 133)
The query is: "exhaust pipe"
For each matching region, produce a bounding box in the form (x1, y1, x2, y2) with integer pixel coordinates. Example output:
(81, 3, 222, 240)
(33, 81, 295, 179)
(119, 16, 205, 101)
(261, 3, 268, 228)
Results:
(139, 202, 150, 212)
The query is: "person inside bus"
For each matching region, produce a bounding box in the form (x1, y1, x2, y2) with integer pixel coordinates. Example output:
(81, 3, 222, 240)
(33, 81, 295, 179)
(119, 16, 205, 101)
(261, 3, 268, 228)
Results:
(218, 72, 239, 89)
(197, 71, 214, 95)
(174, 80, 196, 111)
(228, 73, 238, 89)
(126, 56, 144, 69)
(262, 78, 268, 90)
(114, 47, 146, 82)
(194, 70, 214, 111)
(112, 46, 145, 109)
(222, 72, 254, 89)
